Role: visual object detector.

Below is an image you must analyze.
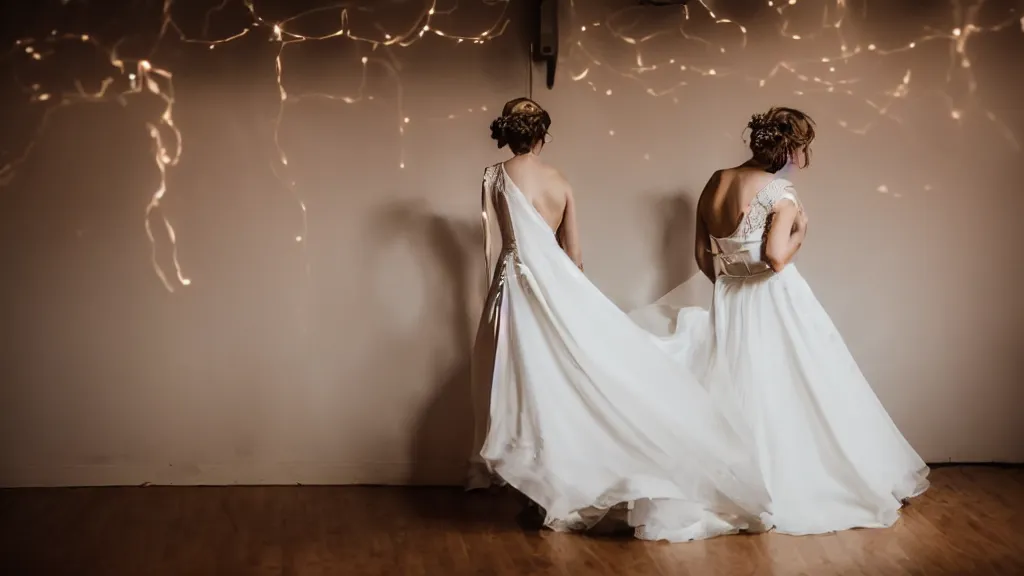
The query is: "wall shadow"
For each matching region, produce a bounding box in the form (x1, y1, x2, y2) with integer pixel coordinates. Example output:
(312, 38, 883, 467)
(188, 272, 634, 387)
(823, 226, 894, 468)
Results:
(653, 191, 696, 297)
(366, 199, 493, 518)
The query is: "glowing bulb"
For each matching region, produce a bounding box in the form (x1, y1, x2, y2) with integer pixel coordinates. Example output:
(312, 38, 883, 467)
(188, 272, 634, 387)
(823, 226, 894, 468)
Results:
(4, 0, 1009, 289)
(876, 185, 889, 194)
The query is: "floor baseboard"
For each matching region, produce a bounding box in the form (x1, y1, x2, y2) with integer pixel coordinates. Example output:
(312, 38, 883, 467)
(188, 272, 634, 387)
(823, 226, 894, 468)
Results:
(927, 461, 1023, 469)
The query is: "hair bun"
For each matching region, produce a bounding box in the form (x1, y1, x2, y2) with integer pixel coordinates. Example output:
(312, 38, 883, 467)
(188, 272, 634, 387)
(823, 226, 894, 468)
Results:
(490, 117, 508, 148)
(747, 113, 784, 149)
(489, 98, 552, 154)
(745, 106, 817, 174)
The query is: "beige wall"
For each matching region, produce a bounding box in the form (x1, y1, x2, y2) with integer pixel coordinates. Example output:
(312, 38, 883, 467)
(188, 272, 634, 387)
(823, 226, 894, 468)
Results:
(0, 1, 1020, 487)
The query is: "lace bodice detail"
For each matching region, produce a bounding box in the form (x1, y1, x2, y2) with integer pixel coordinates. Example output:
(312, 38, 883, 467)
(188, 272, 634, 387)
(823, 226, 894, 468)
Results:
(732, 178, 798, 238)
(711, 178, 799, 279)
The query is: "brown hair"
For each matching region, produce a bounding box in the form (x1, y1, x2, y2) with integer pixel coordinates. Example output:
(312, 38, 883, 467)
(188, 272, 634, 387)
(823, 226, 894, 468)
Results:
(746, 106, 816, 173)
(490, 97, 551, 155)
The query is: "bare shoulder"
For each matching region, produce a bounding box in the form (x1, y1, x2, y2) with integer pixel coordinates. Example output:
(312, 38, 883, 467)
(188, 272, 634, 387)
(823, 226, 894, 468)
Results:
(544, 164, 573, 196)
(703, 169, 725, 193)
(698, 169, 726, 208)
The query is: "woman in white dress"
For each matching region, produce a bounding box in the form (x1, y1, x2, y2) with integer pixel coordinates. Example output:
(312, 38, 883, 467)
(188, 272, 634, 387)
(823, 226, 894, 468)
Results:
(465, 97, 773, 541)
(635, 107, 930, 535)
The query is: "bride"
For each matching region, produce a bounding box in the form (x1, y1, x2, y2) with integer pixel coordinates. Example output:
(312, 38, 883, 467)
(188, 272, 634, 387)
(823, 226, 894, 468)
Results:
(465, 97, 772, 541)
(634, 106, 930, 535)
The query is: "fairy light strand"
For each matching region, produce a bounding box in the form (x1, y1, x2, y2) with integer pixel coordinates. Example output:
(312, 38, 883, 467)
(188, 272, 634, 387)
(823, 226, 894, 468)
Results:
(2, 0, 1021, 289)
(568, 0, 1020, 145)
(1, 0, 511, 291)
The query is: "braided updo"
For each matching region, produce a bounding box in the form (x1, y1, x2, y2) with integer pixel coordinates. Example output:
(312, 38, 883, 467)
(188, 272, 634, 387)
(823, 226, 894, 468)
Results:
(490, 97, 551, 155)
(746, 106, 816, 173)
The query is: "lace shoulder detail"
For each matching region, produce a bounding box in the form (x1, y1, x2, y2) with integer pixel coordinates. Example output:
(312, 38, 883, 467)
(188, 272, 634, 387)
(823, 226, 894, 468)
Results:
(737, 179, 798, 236)
(771, 178, 798, 204)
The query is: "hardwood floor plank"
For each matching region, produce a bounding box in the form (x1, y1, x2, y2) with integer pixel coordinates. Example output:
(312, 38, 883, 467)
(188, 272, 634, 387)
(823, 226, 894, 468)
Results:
(1, 467, 1021, 575)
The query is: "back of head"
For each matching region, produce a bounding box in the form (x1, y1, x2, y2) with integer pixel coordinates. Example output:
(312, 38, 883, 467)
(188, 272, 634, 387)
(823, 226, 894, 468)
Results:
(490, 97, 551, 155)
(746, 106, 816, 173)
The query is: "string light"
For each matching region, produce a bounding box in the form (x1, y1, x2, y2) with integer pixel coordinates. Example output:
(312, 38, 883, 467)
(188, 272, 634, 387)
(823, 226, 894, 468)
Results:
(1, 0, 1021, 289)
(568, 0, 1021, 146)
(1, 0, 510, 291)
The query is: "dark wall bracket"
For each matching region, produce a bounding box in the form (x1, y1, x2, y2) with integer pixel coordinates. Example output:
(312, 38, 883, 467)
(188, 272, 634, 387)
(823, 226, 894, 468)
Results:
(534, 0, 558, 89)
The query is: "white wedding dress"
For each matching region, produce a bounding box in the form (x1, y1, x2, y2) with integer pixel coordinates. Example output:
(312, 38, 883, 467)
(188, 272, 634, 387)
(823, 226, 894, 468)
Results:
(465, 163, 773, 541)
(632, 177, 930, 535)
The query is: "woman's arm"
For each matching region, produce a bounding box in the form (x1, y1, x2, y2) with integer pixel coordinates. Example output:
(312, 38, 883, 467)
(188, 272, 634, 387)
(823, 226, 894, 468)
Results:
(764, 199, 807, 272)
(694, 210, 716, 283)
(693, 174, 719, 283)
(557, 186, 584, 271)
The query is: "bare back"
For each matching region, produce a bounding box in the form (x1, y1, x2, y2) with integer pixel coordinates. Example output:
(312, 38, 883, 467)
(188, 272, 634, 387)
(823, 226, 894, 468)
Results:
(502, 154, 570, 232)
(499, 154, 583, 269)
(698, 167, 777, 239)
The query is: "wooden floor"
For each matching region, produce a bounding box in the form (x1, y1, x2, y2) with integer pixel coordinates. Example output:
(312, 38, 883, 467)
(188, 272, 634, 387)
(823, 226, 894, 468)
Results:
(1, 466, 1021, 575)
